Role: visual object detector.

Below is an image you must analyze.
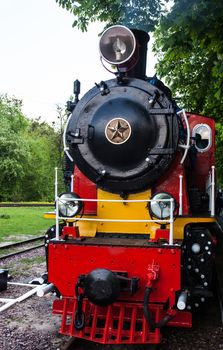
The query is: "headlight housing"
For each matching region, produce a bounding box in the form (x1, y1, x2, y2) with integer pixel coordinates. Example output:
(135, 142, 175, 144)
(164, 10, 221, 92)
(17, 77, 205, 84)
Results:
(99, 25, 136, 65)
(58, 192, 83, 218)
(149, 192, 176, 219)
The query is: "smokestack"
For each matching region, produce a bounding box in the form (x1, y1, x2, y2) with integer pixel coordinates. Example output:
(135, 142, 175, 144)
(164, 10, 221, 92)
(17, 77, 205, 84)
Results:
(126, 29, 150, 80)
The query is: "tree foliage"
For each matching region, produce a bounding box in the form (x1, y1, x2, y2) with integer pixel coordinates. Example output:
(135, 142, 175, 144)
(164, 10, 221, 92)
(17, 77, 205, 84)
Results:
(56, 0, 168, 32)
(154, 0, 223, 182)
(0, 95, 62, 201)
(154, 0, 223, 119)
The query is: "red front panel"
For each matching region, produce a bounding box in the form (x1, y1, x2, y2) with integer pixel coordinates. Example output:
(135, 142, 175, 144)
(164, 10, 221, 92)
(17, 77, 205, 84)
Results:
(48, 242, 181, 303)
(188, 113, 215, 190)
(73, 166, 97, 214)
(154, 152, 189, 215)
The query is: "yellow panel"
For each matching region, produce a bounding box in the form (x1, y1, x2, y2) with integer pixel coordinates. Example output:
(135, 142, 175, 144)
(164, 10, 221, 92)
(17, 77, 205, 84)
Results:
(170, 217, 216, 239)
(96, 189, 152, 234)
(77, 221, 97, 237)
(43, 212, 55, 219)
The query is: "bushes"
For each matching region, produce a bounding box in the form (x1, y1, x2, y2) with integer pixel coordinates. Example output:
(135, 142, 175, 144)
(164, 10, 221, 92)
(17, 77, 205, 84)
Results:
(0, 95, 62, 201)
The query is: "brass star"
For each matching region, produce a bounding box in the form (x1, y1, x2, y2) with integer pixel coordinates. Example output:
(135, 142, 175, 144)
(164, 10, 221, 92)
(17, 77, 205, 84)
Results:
(108, 120, 129, 141)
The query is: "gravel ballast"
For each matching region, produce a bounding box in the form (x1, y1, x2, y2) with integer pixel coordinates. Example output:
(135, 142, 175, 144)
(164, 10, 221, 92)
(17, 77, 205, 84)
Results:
(1, 247, 223, 349)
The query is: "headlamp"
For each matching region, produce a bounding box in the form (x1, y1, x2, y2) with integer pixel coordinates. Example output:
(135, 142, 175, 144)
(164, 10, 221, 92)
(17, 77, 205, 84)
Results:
(58, 192, 83, 218)
(149, 192, 176, 220)
(99, 25, 136, 65)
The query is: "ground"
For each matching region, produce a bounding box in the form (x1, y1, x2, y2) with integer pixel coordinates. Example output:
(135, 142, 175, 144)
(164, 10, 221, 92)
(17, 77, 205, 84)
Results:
(0, 248, 69, 350)
(1, 247, 223, 349)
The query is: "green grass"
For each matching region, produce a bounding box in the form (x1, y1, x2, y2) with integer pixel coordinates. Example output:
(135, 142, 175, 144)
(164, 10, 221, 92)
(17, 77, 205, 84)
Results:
(19, 256, 45, 265)
(0, 207, 55, 242)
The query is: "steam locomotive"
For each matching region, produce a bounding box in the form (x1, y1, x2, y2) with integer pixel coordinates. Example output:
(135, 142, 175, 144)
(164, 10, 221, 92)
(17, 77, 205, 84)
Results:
(45, 25, 222, 346)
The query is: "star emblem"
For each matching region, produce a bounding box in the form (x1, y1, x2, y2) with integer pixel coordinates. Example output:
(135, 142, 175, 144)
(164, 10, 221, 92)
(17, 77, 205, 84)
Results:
(108, 120, 129, 140)
(105, 118, 131, 145)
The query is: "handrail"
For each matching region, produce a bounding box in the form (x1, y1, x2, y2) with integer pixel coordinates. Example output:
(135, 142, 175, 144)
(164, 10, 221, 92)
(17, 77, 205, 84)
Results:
(57, 197, 172, 203)
(206, 165, 215, 216)
(179, 175, 183, 216)
(63, 113, 74, 162)
(55, 195, 175, 245)
(177, 109, 190, 164)
(211, 165, 215, 217)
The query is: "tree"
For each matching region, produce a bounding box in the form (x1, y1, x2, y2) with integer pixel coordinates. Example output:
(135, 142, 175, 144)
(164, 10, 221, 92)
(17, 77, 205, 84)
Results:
(0, 95, 62, 201)
(55, 0, 169, 32)
(21, 118, 61, 201)
(154, 0, 223, 183)
(0, 96, 30, 201)
(154, 0, 223, 119)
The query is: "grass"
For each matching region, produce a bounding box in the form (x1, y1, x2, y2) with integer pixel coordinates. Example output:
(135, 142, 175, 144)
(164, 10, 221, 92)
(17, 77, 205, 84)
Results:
(0, 207, 55, 242)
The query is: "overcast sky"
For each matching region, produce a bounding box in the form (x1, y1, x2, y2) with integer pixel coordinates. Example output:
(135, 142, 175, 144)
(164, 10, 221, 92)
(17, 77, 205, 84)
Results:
(0, 0, 156, 123)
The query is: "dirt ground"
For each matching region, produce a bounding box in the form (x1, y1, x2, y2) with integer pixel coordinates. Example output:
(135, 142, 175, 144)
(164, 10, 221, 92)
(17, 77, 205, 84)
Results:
(0, 248, 69, 350)
(1, 247, 223, 349)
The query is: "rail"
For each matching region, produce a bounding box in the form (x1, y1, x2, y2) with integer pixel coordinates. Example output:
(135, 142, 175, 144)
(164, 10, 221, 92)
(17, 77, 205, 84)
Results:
(206, 165, 215, 216)
(0, 236, 45, 260)
(55, 195, 175, 245)
(177, 109, 190, 165)
(63, 113, 74, 162)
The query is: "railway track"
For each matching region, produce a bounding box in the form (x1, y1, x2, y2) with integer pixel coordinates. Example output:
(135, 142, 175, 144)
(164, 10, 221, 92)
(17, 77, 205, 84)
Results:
(0, 236, 45, 260)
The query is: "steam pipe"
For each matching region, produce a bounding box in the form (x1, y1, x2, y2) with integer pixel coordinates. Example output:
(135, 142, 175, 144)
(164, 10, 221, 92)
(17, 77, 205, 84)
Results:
(143, 287, 176, 330)
(177, 291, 187, 310)
(37, 283, 54, 297)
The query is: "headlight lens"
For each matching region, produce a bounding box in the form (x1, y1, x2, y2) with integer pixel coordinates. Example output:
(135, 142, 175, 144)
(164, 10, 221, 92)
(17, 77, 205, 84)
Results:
(99, 25, 136, 65)
(58, 192, 83, 218)
(149, 192, 175, 219)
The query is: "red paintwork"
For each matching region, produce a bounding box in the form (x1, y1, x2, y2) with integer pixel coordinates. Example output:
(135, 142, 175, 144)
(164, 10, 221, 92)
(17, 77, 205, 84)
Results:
(61, 226, 81, 240)
(187, 113, 215, 191)
(153, 228, 170, 242)
(47, 241, 191, 344)
(48, 243, 181, 303)
(52, 298, 191, 344)
(73, 166, 97, 214)
(154, 152, 189, 215)
(154, 113, 215, 215)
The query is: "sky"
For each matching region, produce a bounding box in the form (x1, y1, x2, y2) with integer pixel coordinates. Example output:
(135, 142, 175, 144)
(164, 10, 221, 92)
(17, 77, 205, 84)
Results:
(0, 0, 156, 124)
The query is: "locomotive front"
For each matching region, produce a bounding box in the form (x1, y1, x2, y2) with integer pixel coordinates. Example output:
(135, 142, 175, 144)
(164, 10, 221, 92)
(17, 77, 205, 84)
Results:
(45, 25, 219, 346)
